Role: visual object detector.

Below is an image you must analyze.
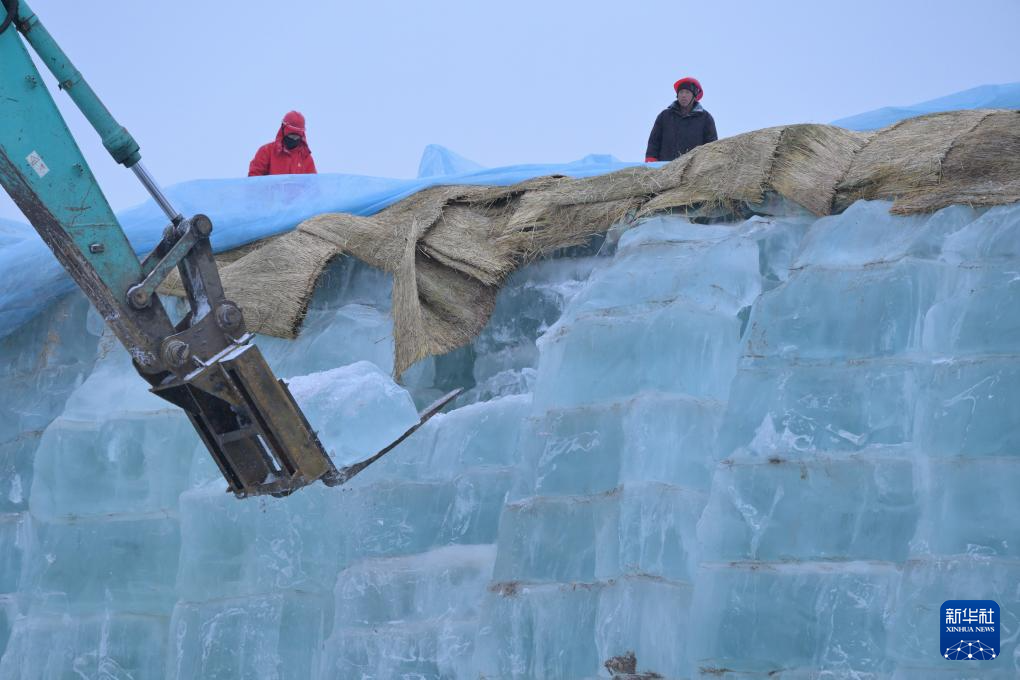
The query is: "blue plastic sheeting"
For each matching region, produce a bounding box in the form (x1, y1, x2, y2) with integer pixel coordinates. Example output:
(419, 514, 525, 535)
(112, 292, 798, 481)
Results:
(0, 146, 640, 340)
(417, 144, 485, 178)
(832, 81, 1020, 131)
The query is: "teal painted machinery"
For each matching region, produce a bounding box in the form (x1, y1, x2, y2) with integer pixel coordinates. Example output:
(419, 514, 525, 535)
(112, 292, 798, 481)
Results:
(0, 0, 457, 498)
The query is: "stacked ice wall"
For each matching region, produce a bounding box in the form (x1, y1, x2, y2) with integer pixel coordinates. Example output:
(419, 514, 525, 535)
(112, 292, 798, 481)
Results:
(0, 199, 1018, 678)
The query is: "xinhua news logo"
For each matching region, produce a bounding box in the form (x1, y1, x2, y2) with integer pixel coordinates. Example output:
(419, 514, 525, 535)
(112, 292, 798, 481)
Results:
(940, 600, 999, 661)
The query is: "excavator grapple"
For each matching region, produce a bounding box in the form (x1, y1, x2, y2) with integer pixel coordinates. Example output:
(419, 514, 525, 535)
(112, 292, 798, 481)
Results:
(154, 340, 337, 498)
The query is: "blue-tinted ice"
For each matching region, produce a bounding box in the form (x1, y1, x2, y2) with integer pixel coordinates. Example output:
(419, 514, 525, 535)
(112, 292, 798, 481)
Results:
(1, 199, 1019, 678)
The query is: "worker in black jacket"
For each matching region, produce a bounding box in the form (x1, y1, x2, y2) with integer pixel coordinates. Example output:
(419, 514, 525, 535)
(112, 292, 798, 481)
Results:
(645, 77, 718, 162)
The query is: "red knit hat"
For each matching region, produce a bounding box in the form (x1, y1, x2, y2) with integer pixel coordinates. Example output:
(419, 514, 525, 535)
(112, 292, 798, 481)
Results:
(281, 110, 306, 138)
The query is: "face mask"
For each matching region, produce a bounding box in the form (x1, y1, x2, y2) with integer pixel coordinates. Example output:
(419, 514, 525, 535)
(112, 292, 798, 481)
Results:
(283, 134, 302, 150)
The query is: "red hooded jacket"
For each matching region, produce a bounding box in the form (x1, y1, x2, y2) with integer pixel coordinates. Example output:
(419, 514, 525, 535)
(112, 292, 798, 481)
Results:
(248, 111, 318, 176)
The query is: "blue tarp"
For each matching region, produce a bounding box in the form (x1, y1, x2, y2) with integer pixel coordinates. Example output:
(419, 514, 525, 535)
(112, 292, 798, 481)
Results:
(0, 146, 640, 340)
(832, 81, 1020, 131)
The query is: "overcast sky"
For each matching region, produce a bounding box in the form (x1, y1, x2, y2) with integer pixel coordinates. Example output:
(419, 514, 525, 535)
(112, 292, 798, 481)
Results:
(2, 0, 1018, 220)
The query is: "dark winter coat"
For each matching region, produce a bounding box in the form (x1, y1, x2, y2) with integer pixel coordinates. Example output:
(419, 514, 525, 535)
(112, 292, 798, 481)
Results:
(645, 102, 718, 162)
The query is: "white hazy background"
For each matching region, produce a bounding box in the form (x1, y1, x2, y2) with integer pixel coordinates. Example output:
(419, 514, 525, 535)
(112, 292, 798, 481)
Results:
(1, 0, 1018, 220)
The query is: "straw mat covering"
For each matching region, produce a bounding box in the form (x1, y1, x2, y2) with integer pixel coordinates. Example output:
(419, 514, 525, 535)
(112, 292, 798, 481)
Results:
(162, 110, 1020, 377)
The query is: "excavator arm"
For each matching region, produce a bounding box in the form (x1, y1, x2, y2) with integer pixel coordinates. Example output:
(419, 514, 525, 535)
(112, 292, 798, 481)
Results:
(0, 0, 456, 498)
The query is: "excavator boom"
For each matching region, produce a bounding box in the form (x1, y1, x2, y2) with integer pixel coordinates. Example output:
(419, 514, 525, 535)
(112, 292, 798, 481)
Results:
(0, 0, 445, 499)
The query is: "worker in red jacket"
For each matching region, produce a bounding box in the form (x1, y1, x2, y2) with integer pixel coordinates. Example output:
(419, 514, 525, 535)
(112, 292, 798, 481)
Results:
(248, 110, 318, 176)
